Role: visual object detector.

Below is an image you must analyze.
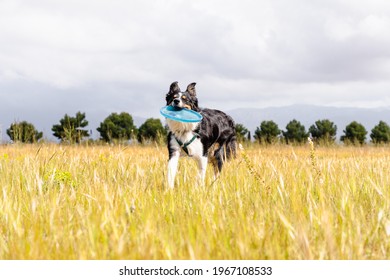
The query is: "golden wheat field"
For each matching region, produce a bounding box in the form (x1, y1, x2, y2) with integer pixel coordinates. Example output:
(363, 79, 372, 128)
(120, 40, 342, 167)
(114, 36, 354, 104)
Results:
(0, 143, 389, 260)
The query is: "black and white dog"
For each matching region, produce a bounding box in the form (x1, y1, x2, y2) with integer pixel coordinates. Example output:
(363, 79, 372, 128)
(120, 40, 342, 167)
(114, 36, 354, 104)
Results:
(165, 81, 237, 188)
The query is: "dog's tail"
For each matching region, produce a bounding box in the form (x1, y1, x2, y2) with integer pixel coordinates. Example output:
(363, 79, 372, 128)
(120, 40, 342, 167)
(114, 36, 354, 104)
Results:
(226, 115, 237, 160)
(212, 135, 237, 175)
(212, 114, 237, 174)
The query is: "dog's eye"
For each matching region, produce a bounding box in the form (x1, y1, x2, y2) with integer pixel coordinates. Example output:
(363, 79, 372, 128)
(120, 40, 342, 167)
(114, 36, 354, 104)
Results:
(182, 95, 187, 100)
(174, 94, 179, 98)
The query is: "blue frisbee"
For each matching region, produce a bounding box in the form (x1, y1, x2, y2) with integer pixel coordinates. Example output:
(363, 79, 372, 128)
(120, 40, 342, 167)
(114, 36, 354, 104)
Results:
(160, 106, 203, 123)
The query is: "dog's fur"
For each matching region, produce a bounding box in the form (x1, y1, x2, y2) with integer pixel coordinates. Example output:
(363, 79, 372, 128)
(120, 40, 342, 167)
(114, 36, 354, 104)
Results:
(165, 81, 237, 188)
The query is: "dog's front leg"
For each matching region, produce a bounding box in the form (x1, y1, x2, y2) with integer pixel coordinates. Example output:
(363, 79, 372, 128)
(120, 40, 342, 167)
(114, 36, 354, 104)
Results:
(167, 151, 180, 189)
(195, 156, 208, 187)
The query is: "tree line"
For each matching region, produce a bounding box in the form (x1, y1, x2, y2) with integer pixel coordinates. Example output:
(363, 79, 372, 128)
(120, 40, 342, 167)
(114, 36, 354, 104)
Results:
(6, 112, 166, 144)
(4, 111, 390, 145)
(235, 119, 389, 145)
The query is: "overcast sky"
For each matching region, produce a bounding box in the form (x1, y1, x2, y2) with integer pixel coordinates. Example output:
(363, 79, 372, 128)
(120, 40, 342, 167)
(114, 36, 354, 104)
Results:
(1, 0, 390, 138)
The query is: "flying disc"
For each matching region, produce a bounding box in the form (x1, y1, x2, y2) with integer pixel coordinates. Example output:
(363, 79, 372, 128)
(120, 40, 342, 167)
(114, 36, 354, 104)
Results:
(160, 106, 203, 123)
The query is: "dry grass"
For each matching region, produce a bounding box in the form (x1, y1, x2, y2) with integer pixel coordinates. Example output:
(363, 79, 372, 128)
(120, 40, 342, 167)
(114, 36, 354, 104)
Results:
(0, 143, 390, 259)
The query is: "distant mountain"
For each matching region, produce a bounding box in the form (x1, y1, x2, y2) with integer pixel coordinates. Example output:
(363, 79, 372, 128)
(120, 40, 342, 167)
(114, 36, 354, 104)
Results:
(227, 105, 390, 139)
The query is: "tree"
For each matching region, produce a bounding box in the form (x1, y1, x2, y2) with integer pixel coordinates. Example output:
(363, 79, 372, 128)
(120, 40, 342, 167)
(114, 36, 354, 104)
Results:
(52, 112, 89, 143)
(254, 120, 281, 144)
(308, 119, 337, 145)
(370, 121, 390, 144)
(340, 121, 367, 145)
(282, 119, 309, 145)
(7, 121, 43, 143)
(235, 123, 250, 143)
(137, 118, 167, 144)
(97, 112, 138, 143)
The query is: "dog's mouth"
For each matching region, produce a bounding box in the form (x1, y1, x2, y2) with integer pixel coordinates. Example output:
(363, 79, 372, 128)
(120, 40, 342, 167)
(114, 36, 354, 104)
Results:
(174, 105, 191, 110)
(172, 102, 192, 110)
(171, 104, 183, 110)
(171, 104, 183, 111)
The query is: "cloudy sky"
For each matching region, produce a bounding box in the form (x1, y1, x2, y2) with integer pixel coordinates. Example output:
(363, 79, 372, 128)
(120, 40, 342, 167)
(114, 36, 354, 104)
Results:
(1, 0, 390, 139)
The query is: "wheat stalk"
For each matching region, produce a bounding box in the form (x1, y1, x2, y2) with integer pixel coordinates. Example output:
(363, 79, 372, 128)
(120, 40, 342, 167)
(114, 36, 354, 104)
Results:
(308, 137, 323, 184)
(238, 144, 267, 190)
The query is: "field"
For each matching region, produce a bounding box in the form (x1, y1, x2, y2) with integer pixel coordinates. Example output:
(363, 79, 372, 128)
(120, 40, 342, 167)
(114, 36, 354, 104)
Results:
(0, 143, 389, 260)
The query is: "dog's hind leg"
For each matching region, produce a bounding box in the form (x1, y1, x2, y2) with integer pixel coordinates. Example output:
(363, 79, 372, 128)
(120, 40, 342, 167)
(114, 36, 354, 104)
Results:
(211, 146, 225, 180)
(167, 151, 180, 189)
(211, 161, 220, 180)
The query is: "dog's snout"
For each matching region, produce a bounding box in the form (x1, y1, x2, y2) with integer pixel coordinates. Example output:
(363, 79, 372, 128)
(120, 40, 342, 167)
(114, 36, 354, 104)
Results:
(173, 99, 180, 105)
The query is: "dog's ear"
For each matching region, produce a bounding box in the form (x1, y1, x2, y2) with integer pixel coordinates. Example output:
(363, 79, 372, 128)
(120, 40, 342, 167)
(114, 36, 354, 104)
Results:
(186, 82, 196, 96)
(166, 81, 180, 105)
(169, 81, 180, 94)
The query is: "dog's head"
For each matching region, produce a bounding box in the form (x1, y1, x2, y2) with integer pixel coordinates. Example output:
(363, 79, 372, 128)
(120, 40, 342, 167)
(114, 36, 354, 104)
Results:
(165, 82, 199, 111)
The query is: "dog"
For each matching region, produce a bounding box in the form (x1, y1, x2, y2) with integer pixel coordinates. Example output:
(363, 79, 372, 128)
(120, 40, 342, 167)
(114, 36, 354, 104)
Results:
(165, 81, 237, 188)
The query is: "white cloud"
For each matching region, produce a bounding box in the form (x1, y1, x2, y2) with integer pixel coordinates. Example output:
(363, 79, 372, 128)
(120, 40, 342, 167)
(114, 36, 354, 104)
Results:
(1, 0, 390, 135)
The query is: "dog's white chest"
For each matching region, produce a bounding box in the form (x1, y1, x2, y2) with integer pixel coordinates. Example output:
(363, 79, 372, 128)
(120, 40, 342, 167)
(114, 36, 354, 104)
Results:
(183, 136, 203, 157)
(166, 119, 198, 134)
(166, 119, 203, 157)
